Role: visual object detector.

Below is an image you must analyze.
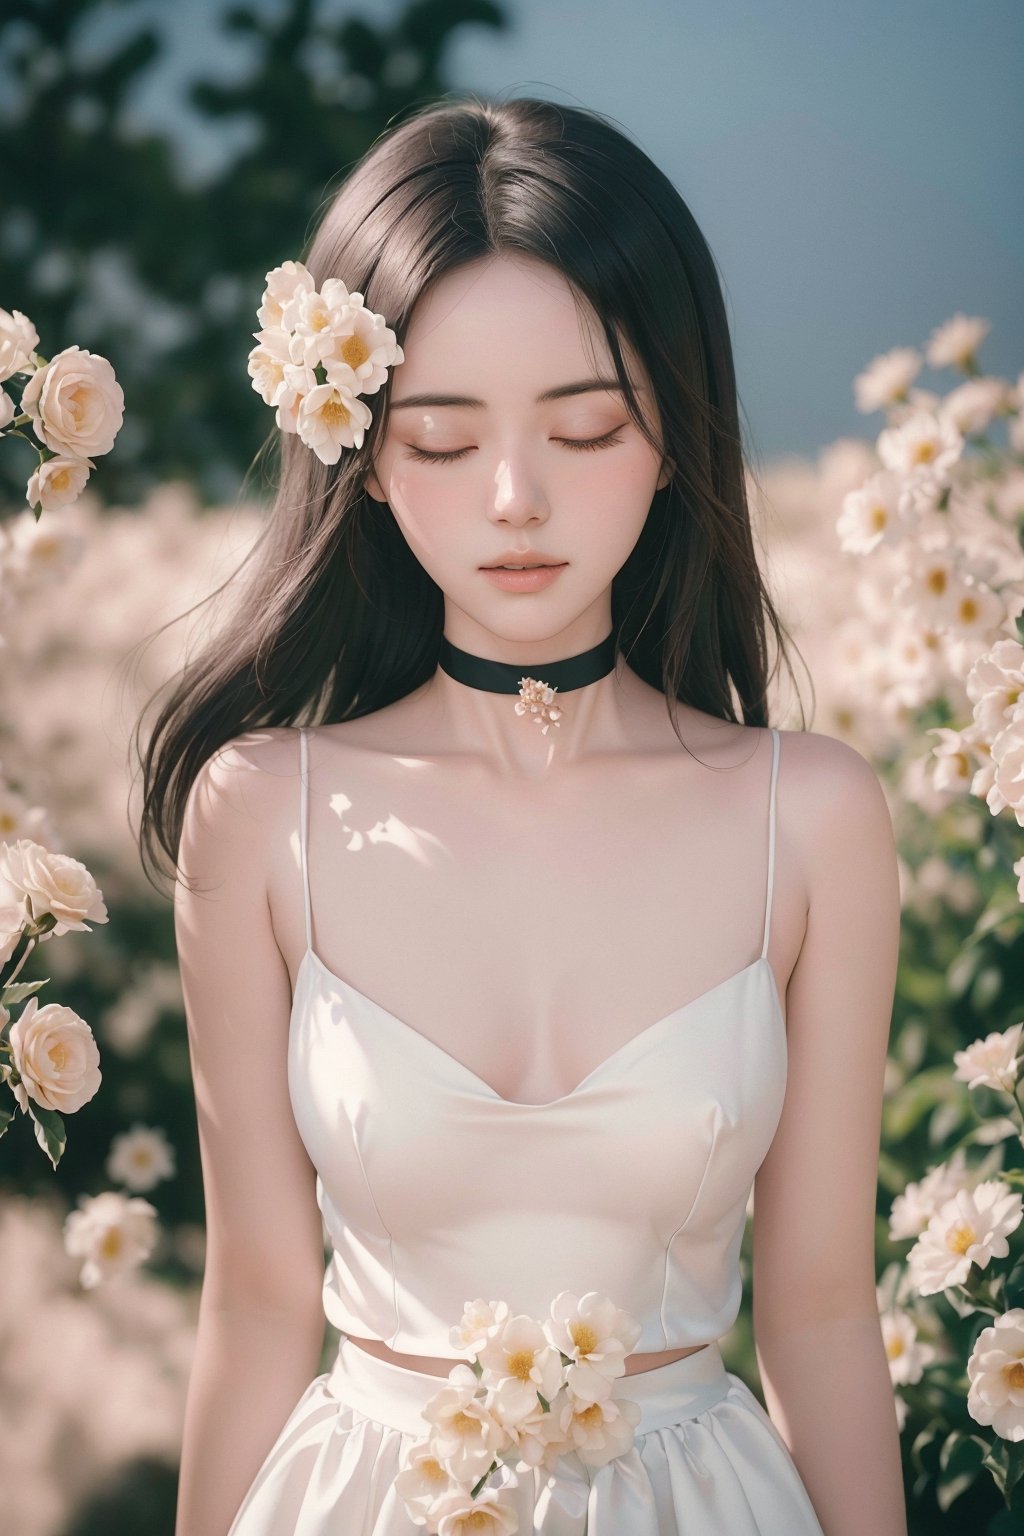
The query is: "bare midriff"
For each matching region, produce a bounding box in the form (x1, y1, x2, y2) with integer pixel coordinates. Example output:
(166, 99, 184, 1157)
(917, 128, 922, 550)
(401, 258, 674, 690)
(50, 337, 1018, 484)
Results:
(346, 1335, 714, 1378)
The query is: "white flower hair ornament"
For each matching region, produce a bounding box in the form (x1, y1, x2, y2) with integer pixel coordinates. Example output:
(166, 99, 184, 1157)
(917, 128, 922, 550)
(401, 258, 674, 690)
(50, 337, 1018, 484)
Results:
(247, 259, 404, 466)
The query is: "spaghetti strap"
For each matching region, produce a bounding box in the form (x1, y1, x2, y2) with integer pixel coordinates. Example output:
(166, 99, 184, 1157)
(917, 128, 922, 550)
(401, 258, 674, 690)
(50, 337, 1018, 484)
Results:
(298, 726, 312, 952)
(760, 726, 780, 960)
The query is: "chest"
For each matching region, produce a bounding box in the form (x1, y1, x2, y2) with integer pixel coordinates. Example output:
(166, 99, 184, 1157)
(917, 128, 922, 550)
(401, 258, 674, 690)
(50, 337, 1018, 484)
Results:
(282, 739, 781, 1107)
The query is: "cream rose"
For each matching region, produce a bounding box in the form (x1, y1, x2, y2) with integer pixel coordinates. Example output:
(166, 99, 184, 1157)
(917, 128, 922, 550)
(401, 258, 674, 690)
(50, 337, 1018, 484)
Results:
(27, 454, 95, 513)
(8, 995, 102, 1114)
(0, 388, 14, 429)
(0, 307, 39, 381)
(20, 344, 124, 459)
(0, 837, 108, 935)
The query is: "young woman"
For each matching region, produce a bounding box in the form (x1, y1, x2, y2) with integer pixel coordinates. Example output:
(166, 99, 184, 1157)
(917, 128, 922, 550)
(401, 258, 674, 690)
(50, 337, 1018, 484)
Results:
(141, 95, 907, 1536)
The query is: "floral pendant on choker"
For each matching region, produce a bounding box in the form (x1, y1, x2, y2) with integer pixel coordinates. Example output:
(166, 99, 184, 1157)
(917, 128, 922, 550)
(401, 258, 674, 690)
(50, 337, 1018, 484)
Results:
(515, 677, 562, 734)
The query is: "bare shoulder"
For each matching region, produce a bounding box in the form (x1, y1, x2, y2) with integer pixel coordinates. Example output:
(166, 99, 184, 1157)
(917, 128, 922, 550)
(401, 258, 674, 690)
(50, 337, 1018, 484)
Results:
(774, 724, 896, 881)
(178, 726, 302, 866)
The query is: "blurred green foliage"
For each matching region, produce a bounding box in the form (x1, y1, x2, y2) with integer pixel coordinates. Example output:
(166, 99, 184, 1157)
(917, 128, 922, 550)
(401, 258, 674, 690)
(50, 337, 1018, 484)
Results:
(0, 0, 507, 508)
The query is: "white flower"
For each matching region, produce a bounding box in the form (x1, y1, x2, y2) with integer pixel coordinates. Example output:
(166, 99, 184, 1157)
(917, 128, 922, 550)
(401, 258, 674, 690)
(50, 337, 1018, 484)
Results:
(880, 1306, 937, 1386)
(891, 547, 971, 628)
(105, 1124, 176, 1192)
(1014, 854, 1024, 904)
(0, 388, 14, 428)
(889, 1150, 973, 1242)
(449, 1297, 511, 1357)
(989, 712, 1024, 823)
(394, 1438, 465, 1525)
(8, 995, 102, 1114)
(62, 1189, 158, 1289)
(853, 347, 922, 413)
(837, 469, 912, 553)
(0, 903, 23, 965)
(416, 1481, 519, 1533)
(296, 379, 372, 462)
(556, 1378, 641, 1468)
(543, 1290, 644, 1401)
(492, 1378, 572, 1471)
(283, 284, 354, 370)
(256, 259, 316, 331)
(927, 726, 975, 794)
(0, 837, 108, 935)
(246, 326, 293, 407)
(953, 1021, 1023, 1092)
(421, 1363, 509, 1486)
(319, 284, 404, 396)
(26, 454, 95, 513)
(0, 306, 39, 380)
(967, 638, 1024, 740)
(1, 507, 85, 588)
(939, 376, 1016, 437)
(475, 1312, 567, 1420)
(966, 1309, 1024, 1441)
(925, 313, 990, 371)
(20, 344, 124, 459)
(906, 1179, 1023, 1295)
(877, 408, 964, 487)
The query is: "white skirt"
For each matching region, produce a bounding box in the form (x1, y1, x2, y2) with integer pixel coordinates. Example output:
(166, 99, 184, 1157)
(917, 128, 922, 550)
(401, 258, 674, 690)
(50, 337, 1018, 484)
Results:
(226, 1335, 825, 1535)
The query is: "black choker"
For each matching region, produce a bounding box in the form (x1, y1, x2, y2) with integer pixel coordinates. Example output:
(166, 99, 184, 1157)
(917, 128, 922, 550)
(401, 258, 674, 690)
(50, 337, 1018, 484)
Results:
(437, 631, 618, 735)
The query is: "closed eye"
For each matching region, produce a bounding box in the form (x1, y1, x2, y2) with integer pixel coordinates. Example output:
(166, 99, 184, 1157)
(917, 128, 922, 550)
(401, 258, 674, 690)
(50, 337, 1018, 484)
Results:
(407, 428, 627, 464)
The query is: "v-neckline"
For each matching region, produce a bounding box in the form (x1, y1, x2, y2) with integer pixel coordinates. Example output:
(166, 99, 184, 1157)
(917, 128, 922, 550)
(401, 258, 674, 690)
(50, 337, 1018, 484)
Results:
(293, 946, 784, 1109)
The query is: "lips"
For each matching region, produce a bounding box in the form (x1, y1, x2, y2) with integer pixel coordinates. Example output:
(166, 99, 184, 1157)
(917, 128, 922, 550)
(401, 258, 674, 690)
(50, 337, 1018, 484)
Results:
(480, 554, 566, 569)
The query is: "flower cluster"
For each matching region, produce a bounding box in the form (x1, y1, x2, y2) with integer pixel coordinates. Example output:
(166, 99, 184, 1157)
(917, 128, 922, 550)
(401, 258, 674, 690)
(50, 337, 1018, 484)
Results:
(395, 1290, 643, 1533)
(880, 1016, 1024, 1450)
(247, 259, 404, 465)
(0, 836, 108, 1168)
(0, 308, 124, 517)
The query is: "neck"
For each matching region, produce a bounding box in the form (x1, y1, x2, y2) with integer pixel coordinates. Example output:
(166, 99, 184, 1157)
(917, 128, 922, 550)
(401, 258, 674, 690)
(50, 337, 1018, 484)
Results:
(419, 624, 644, 779)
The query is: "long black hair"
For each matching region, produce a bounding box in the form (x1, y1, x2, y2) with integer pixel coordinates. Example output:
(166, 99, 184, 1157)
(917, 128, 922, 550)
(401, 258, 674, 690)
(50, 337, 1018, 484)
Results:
(134, 92, 807, 891)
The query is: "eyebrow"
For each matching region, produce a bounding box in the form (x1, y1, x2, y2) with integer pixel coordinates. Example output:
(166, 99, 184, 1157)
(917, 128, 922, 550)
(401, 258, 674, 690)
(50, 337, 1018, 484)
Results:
(389, 377, 625, 410)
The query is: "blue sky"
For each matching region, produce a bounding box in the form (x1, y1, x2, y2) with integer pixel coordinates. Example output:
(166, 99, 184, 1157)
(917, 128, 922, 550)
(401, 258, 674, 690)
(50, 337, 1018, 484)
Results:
(77, 0, 1023, 463)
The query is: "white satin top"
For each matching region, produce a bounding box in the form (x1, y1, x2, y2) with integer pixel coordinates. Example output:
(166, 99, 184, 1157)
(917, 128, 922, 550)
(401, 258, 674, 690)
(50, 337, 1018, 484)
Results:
(288, 725, 787, 1358)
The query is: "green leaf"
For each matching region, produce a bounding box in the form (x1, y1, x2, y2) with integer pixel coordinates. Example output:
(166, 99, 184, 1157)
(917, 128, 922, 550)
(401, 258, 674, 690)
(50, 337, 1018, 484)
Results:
(937, 1429, 987, 1510)
(27, 1102, 66, 1168)
(1, 977, 49, 1005)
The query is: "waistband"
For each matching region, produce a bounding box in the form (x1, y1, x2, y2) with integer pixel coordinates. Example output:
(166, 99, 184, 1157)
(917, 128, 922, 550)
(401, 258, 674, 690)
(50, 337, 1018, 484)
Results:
(326, 1337, 731, 1439)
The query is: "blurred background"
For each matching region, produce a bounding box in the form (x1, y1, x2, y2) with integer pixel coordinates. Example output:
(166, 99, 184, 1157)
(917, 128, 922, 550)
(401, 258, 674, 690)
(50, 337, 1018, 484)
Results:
(1, 3, 1022, 1533)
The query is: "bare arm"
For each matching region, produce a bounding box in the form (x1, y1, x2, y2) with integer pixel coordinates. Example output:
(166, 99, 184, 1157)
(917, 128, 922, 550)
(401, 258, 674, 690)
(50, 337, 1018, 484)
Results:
(752, 732, 907, 1536)
(173, 732, 328, 1536)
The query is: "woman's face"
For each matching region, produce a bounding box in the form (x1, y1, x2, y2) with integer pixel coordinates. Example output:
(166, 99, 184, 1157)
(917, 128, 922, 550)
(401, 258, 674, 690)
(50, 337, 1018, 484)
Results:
(365, 252, 670, 651)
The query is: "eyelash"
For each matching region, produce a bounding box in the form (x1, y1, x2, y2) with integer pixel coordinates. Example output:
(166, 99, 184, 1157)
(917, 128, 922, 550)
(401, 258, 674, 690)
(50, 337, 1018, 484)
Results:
(407, 428, 626, 464)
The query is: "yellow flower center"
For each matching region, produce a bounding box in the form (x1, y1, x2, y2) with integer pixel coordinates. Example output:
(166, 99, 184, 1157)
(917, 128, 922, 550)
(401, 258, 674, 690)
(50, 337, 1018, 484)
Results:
(926, 568, 947, 595)
(67, 383, 91, 424)
(506, 1348, 535, 1381)
(1005, 1360, 1024, 1389)
(50, 466, 72, 493)
(340, 333, 371, 369)
(870, 503, 888, 530)
(421, 1457, 447, 1484)
(947, 1221, 976, 1254)
(576, 1402, 605, 1428)
(322, 398, 352, 429)
(958, 595, 979, 624)
(570, 1321, 598, 1355)
(452, 1410, 477, 1436)
(886, 1336, 905, 1360)
(100, 1227, 124, 1259)
(460, 1513, 494, 1530)
(47, 1040, 68, 1071)
(912, 440, 936, 465)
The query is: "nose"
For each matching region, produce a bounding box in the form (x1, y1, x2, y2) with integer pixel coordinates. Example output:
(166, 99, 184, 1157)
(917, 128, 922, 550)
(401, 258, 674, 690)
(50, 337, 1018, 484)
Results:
(490, 455, 549, 522)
